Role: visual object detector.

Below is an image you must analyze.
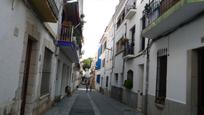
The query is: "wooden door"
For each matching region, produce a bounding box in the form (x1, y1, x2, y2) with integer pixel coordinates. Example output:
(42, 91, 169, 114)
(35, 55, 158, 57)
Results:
(20, 39, 33, 115)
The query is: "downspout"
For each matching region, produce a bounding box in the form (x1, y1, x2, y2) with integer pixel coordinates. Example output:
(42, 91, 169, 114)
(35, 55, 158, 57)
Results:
(110, 16, 116, 95)
(119, 22, 128, 101)
(122, 22, 128, 86)
(144, 38, 154, 115)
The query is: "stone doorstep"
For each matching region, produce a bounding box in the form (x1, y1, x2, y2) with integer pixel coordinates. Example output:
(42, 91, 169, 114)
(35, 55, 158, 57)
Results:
(37, 101, 53, 115)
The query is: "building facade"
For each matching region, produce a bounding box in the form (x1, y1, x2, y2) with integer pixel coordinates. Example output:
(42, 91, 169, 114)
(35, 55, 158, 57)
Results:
(95, 0, 204, 115)
(0, 0, 83, 115)
(142, 0, 204, 114)
(95, 46, 102, 91)
(99, 21, 114, 95)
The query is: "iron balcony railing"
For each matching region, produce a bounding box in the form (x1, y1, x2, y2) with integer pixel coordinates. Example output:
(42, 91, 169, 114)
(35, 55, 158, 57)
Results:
(143, 0, 180, 27)
(125, 0, 136, 14)
(160, 0, 180, 15)
(60, 24, 74, 42)
(143, 0, 161, 26)
(124, 41, 134, 56)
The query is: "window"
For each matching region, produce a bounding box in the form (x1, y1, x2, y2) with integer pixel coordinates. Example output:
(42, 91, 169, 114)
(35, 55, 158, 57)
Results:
(128, 26, 135, 54)
(141, 15, 146, 30)
(140, 16, 146, 51)
(140, 37, 145, 51)
(102, 59, 105, 67)
(106, 76, 109, 87)
(155, 48, 168, 105)
(104, 41, 107, 51)
(127, 70, 133, 82)
(40, 48, 53, 96)
(117, 9, 125, 29)
(96, 75, 100, 84)
(116, 38, 125, 54)
(124, 70, 133, 89)
(115, 73, 118, 84)
(130, 26, 135, 44)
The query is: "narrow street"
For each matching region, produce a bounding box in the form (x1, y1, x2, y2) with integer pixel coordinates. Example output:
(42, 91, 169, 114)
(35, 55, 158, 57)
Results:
(43, 85, 141, 115)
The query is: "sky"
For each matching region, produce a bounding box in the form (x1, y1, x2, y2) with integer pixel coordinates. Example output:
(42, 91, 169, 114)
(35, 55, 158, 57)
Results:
(82, 0, 119, 59)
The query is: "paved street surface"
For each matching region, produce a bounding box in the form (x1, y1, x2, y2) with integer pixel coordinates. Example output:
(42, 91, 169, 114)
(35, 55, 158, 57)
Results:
(43, 86, 142, 115)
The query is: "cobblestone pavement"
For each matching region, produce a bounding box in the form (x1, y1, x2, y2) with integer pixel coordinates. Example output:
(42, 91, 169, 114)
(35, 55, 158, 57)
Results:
(43, 86, 142, 115)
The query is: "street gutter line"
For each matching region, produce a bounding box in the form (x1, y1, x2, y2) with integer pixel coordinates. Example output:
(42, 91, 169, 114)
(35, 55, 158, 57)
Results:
(87, 93, 102, 115)
(67, 94, 79, 115)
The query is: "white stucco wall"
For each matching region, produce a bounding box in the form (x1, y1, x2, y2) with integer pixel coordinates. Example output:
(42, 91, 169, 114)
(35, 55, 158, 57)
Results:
(148, 14, 204, 104)
(0, 1, 59, 114)
(0, 0, 28, 105)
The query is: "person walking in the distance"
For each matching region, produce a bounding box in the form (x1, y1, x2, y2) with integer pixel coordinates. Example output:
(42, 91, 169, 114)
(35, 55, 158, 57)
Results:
(86, 79, 90, 93)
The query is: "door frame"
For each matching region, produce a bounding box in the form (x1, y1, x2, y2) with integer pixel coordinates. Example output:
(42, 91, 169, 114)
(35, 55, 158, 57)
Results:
(197, 47, 204, 115)
(20, 36, 38, 115)
(187, 47, 204, 115)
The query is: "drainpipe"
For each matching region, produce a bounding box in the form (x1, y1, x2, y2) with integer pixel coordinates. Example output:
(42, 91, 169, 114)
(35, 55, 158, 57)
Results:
(144, 38, 153, 115)
(110, 17, 116, 95)
(122, 22, 127, 85)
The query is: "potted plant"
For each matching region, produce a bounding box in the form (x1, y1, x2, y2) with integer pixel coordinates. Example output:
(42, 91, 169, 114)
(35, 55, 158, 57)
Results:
(122, 37, 129, 45)
(124, 79, 133, 89)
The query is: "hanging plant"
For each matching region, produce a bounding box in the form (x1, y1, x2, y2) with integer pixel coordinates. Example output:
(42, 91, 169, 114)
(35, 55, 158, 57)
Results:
(122, 37, 129, 45)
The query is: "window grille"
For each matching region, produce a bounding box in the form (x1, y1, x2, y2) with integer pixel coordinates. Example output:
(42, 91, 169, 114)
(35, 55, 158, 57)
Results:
(155, 48, 168, 105)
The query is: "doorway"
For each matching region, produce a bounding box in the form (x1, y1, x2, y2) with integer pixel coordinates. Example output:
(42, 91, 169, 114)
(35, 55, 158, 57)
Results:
(137, 64, 144, 111)
(55, 60, 61, 99)
(197, 47, 204, 115)
(20, 38, 34, 115)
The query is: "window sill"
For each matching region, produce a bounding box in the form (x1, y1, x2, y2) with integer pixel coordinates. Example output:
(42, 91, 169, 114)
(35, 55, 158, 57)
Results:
(40, 93, 50, 100)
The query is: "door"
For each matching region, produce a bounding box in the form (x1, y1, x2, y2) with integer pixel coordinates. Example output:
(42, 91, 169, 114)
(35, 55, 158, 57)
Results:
(60, 64, 67, 97)
(55, 60, 61, 98)
(137, 65, 144, 111)
(198, 48, 204, 115)
(20, 39, 33, 115)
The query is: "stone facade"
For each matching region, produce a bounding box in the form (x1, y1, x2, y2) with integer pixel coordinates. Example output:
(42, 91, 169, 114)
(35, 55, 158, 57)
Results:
(111, 86, 123, 102)
(147, 95, 192, 115)
(122, 89, 138, 109)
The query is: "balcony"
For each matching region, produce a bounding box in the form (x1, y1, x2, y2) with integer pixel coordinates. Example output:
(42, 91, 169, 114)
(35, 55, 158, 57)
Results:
(63, 1, 81, 26)
(57, 22, 79, 63)
(28, 0, 59, 22)
(60, 22, 73, 42)
(123, 41, 135, 59)
(125, 0, 137, 19)
(142, 0, 204, 39)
